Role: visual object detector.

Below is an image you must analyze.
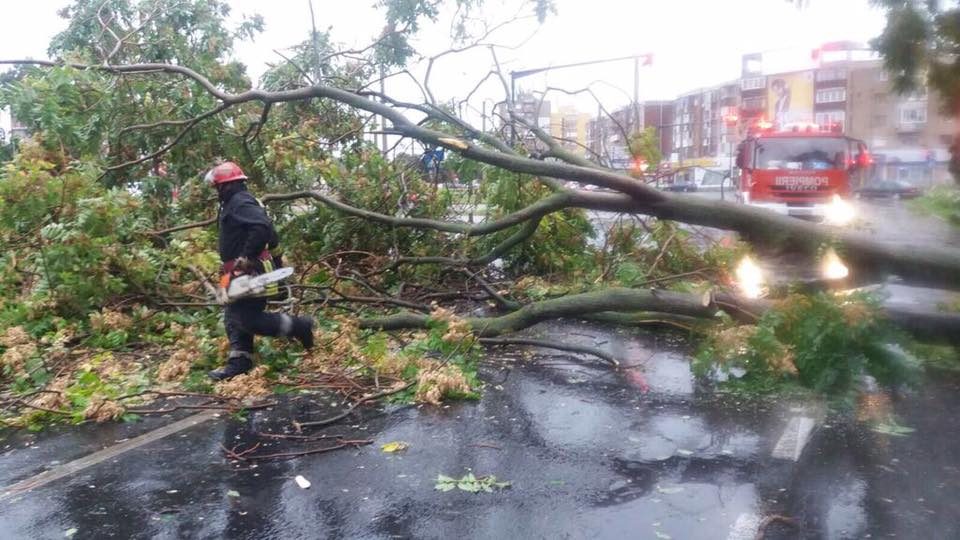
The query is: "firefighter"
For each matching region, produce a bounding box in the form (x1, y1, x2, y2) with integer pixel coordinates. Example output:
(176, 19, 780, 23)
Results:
(204, 161, 315, 380)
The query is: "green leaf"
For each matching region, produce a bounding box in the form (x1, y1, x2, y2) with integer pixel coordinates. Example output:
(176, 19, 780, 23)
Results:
(434, 475, 457, 492)
(458, 473, 481, 493)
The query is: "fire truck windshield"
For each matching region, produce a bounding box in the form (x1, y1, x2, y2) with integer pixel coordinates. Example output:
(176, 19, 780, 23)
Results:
(754, 137, 848, 171)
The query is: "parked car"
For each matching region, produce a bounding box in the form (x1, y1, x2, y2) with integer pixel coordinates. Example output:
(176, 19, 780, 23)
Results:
(663, 180, 698, 192)
(854, 180, 921, 199)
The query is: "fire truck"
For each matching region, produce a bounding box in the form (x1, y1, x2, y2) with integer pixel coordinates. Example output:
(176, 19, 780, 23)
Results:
(734, 122, 870, 224)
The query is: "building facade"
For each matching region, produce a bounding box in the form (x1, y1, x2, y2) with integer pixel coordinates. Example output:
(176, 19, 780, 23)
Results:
(847, 62, 955, 185)
(501, 44, 955, 185)
(495, 92, 552, 153)
(739, 52, 767, 129)
(550, 106, 591, 158)
(0, 109, 29, 145)
(586, 102, 674, 169)
(671, 82, 739, 164)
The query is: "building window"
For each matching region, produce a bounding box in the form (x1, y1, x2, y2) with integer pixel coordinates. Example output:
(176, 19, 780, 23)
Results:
(815, 111, 845, 131)
(941, 134, 954, 146)
(742, 96, 765, 110)
(905, 88, 928, 101)
(871, 115, 887, 128)
(898, 133, 920, 145)
(816, 68, 847, 82)
(877, 70, 889, 82)
(873, 92, 887, 102)
(900, 102, 927, 124)
(815, 87, 846, 103)
(741, 77, 765, 91)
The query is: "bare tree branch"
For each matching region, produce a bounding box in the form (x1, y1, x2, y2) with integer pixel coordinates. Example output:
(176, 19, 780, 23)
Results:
(6, 58, 960, 289)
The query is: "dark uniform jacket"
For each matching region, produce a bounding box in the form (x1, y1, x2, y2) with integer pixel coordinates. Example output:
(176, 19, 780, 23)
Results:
(217, 183, 278, 265)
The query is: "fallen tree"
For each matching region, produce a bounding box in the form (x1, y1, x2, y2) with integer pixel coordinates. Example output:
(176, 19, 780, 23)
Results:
(1, 0, 958, 431)
(3, 60, 960, 288)
(360, 288, 960, 346)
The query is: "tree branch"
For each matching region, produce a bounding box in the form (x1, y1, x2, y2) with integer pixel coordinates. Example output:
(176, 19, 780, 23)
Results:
(360, 287, 719, 336)
(480, 337, 619, 367)
(5, 58, 960, 288)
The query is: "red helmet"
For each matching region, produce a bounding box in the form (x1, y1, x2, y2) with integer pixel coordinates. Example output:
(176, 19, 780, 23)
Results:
(204, 161, 247, 186)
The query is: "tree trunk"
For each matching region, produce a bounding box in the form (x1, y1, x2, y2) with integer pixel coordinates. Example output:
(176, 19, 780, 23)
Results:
(361, 288, 960, 344)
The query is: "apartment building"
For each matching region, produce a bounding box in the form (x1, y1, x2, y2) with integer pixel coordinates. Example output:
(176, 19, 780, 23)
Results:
(550, 106, 591, 158)
(586, 101, 674, 169)
(502, 44, 955, 184)
(740, 52, 766, 128)
(847, 63, 955, 185)
(494, 92, 552, 153)
(672, 82, 739, 163)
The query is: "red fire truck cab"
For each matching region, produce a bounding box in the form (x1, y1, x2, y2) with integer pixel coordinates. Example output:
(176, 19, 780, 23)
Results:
(735, 123, 870, 223)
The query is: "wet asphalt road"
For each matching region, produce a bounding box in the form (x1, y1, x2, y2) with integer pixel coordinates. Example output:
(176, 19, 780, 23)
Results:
(2, 321, 959, 540)
(2, 198, 960, 539)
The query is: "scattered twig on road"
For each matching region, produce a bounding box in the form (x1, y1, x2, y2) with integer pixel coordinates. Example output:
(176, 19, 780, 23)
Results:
(480, 337, 619, 367)
(221, 442, 262, 460)
(296, 382, 415, 428)
(114, 390, 242, 402)
(222, 439, 374, 461)
(468, 442, 503, 450)
(255, 432, 350, 441)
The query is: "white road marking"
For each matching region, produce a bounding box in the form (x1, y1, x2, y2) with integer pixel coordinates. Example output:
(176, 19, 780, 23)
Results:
(771, 416, 817, 461)
(0, 411, 218, 502)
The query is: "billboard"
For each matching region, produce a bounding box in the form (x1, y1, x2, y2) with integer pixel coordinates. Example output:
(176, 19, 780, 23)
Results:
(766, 71, 814, 128)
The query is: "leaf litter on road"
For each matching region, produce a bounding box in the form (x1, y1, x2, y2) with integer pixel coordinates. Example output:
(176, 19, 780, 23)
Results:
(435, 472, 511, 493)
(381, 441, 409, 453)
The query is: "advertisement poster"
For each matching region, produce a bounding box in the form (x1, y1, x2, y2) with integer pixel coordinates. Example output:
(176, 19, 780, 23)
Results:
(766, 71, 814, 128)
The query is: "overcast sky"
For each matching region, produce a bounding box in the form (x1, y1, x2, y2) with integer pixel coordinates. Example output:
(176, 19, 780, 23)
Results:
(1, 0, 888, 131)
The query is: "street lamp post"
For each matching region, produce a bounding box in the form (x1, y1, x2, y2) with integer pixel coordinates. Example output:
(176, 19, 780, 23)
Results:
(722, 112, 739, 201)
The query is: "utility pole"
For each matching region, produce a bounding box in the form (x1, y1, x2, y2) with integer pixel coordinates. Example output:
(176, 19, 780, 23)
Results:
(658, 101, 665, 157)
(597, 102, 604, 164)
(633, 56, 641, 135)
(379, 64, 388, 154)
(509, 75, 517, 148)
(510, 53, 652, 150)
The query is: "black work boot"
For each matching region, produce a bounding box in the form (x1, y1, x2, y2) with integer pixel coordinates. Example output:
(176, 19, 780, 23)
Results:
(208, 354, 253, 381)
(291, 317, 315, 350)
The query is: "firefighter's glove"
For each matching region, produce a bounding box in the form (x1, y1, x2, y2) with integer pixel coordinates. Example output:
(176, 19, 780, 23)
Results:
(234, 256, 255, 274)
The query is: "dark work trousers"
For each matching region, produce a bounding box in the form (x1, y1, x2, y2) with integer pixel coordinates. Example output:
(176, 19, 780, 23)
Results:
(224, 297, 294, 360)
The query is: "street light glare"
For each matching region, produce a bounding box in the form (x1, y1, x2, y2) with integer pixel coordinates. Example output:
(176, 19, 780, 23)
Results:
(735, 256, 765, 299)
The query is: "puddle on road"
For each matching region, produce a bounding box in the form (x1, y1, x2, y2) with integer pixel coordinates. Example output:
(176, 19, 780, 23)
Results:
(825, 477, 868, 540)
(631, 352, 695, 395)
(588, 480, 760, 540)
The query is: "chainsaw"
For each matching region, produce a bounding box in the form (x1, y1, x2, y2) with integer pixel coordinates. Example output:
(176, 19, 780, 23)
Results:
(217, 267, 293, 304)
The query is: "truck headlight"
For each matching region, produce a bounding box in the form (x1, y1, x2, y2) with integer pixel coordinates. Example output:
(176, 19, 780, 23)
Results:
(824, 194, 855, 226)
